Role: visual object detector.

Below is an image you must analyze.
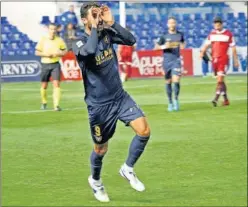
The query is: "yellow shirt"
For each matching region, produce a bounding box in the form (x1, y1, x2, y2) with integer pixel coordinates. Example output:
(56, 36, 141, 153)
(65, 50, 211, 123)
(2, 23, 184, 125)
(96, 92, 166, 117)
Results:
(36, 35, 67, 64)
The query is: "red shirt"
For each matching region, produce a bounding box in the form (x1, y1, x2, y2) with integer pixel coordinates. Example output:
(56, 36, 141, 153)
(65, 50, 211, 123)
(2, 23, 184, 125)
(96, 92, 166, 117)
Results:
(119, 45, 134, 62)
(206, 29, 235, 58)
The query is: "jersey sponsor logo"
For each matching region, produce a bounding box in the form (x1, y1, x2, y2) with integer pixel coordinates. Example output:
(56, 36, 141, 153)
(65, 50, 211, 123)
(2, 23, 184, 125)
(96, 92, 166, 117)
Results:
(76, 41, 84, 48)
(104, 35, 109, 44)
(0, 60, 41, 77)
(95, 48, 114, 65)
(210, 34, 230, 42)
(167, 41, 180, 48)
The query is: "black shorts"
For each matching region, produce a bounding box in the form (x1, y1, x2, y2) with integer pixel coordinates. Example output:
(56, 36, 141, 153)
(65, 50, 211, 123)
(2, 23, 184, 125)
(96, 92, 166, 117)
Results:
(88, 92, 145, 144)
(41, 62, 61, 82)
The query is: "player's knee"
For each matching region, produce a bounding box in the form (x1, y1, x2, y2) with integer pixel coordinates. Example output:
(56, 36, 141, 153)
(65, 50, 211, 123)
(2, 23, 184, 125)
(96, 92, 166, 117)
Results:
(94, 144, 108, 155)
(41, 82, 48, 89)
(53, 82, 60, 88)
(137, 125, 151, 138)
(166, 79, 172, 84)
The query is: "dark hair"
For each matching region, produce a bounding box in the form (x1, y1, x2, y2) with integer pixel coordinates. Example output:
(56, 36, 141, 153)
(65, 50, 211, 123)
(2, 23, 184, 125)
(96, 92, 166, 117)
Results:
(168, 16, 177, 21)
(48, 23, 57, 27)
(80, 2, 100, 18)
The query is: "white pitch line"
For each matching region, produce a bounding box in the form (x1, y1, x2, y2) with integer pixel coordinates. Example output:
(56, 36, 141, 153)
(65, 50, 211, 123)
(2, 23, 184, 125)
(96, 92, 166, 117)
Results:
(1, 98, 246, 115)
(2, 80, 246, 91)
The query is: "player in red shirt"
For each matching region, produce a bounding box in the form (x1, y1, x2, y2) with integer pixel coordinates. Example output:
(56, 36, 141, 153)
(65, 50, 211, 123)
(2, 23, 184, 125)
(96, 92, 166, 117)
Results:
(200, 17, 239, 107)
(117, 29, 136, 83)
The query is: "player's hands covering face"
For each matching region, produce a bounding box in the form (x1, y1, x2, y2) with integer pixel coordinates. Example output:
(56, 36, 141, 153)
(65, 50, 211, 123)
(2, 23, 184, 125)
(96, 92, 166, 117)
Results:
(100, 5, 114, 26)
(89, 7, 101, 28)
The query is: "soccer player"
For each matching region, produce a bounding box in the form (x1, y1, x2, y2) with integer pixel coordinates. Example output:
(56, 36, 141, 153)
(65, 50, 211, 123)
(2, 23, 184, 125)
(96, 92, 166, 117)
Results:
(117, 27, 136, 83)
(35, 23, 67, 111)
(72, 2, 150, 202)
(155, 17, 185, 112)
(200, 17, 239, 106)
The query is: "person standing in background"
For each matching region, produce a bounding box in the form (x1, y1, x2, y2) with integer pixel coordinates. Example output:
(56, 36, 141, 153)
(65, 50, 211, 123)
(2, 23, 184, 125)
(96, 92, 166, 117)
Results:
(155, 17, 185, 112)
(200, 17, 239, 107)
(35, 23, 67, 111)
(64, 23, 77, 51)
(61, 5, 78, 26)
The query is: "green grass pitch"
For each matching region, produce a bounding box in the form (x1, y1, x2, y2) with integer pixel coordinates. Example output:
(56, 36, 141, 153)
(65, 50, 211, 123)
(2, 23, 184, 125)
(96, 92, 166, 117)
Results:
(1, 76, 247, 206)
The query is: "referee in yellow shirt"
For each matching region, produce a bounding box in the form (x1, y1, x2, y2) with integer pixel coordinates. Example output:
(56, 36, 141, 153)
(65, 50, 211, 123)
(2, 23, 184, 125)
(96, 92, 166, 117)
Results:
(35, 23, 67, 111)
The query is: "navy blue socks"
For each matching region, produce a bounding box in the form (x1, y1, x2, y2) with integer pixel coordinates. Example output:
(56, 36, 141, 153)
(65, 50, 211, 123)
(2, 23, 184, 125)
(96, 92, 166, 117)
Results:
(126, 135, 150, 167)
(90, 150, 104, 180)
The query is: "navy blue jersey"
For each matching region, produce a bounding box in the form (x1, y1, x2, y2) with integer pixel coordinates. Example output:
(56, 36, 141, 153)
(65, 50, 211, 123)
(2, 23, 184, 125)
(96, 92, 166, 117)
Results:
(157, 31, 184, 62)
(72, 23, 136, 106)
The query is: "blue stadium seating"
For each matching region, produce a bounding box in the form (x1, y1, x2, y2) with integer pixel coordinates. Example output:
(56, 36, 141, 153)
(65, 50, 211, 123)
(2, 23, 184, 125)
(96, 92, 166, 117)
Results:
(1, 3, 247, 56)
(1, 17, 37, 56)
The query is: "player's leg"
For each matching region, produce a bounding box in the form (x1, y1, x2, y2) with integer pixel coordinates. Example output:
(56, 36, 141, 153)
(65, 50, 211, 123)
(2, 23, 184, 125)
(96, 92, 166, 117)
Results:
(212, 58, 229, 106)
(165, 70, 173, 111)
(217, 73, 229, 106)
(88, 142, 110, 202)
(51, 63, 62, 111)
(118, 94, 150, 191)
(120, 62, 128, 83)
(88, 104, 118, 202)
(172, 68, 181, 111)
(40, 64, 51, 110)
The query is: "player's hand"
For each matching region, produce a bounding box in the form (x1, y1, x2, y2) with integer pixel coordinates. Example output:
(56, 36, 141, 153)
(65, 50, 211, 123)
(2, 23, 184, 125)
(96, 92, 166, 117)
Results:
(100, 5, 114, 26)
(199, 52, 204, 59)
(165, 42, 171, 49)
(161, 42, 171, 50)
(89, 7, 100, 28)
(46, 53, 53, 58)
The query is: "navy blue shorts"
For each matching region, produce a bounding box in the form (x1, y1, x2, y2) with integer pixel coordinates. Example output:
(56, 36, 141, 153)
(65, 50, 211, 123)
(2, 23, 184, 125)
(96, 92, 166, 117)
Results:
(164, 59, 182, 80)
(87, 92, 145, 144)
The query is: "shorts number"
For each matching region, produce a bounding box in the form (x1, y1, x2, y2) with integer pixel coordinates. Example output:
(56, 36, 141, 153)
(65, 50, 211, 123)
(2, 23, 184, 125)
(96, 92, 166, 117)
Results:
(95, 126, 101, 137)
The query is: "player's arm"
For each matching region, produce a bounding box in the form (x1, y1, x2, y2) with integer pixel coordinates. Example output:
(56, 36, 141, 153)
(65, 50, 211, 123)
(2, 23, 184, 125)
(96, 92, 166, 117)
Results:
(55, 39, 67, 57)
(101, 5, 136, 46)
(229, 34, 239, 68)
(200, 37, 211, 59)
(232, 46, 239, 68)
(154, 36, 170, 50)
(72, 28, 98, 56)
(180, 33, 185, 49)
(109, 23, 136, 46)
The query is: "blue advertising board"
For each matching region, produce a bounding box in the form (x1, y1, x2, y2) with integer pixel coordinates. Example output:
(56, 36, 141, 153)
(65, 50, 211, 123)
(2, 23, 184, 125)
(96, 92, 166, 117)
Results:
(0, 55, 42, 82)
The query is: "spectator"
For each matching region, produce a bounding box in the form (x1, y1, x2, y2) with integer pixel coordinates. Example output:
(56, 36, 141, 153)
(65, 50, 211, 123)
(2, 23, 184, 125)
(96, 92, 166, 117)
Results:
(63, 23, 76, 51)
(61, 5, 78, 26)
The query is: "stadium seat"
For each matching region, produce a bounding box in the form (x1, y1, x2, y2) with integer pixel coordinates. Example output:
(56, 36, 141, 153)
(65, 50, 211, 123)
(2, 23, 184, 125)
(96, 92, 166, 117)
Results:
(11, 33, 22, 42)
(194, 13, 202, 20)
(1, 33, 9, 43)
(205, 13, 213, 21)
(182, 14, 191, 21)
(238, 12, 246, 20)
(54, 16, 62, 26)
(126, 15, 134, 22)
(21, 34, 30, 42)
(227, 13, 235, 20)
(40, 16, 50, 25)
(18, 49, 30, 56)
(6, 49, 17, 56)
